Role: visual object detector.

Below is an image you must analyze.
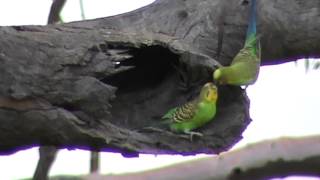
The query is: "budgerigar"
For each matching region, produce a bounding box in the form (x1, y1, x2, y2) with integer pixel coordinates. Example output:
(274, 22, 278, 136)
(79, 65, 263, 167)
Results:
(214, 0, 260, 86)
(162, 82, 218, 139)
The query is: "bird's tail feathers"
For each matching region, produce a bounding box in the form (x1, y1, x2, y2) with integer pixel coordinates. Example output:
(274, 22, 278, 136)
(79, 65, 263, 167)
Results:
(244, 33, 261, 57)
(246, 0, 257, 42)
(245, 34, 256, 47)
(244, 33, 261, 47)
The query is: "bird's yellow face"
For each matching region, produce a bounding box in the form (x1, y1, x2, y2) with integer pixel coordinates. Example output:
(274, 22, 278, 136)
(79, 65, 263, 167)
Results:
(201, 82, 218, 102)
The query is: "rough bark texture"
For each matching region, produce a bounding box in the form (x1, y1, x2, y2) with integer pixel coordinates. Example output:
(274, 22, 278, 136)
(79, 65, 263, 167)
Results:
(86, 136, 320, 180)
(0, 0, 319, 155)
(33, 2, 67, 180)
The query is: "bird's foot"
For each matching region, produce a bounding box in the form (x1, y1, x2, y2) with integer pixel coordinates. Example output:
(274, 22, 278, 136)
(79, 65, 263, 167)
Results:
(184, 131, 203, 141)
(136, 127, 203, 142)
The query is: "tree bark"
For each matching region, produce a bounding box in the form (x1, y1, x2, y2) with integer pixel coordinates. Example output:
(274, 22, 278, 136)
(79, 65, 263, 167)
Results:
(0, 0, 319, 155)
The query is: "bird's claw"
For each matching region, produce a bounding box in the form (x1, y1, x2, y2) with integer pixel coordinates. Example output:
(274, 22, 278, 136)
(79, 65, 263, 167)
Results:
(137, 127, 203, 142)
(185, 131, 203, 142)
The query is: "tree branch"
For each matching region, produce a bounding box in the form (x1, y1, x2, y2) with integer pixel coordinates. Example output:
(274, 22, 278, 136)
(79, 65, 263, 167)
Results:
(66, 0, 320, 65)
(0, 0, 319, 155)
(86, 135, 320, 180)
(48, 0, 66, 24)
(0, 27, 249, 155)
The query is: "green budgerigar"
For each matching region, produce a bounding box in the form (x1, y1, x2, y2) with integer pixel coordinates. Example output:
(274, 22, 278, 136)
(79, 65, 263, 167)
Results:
(162, 82, 218, 139)
(214, 0, 260, 86)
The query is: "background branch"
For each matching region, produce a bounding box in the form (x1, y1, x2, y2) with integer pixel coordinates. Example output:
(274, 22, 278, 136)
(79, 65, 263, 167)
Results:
(47, 0, 66, 24)
(86, 135, 320, 180)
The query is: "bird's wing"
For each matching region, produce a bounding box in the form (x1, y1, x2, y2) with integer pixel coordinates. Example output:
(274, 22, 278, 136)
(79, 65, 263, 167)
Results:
(231, 48, 257, 65)
(257, 38, 261, 60)
(162, 107, 177, 119)
(171, 99, 198, 123)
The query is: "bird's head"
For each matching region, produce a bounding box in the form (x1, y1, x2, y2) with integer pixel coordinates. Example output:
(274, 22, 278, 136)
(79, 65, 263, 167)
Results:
(213, 68, 226, 85)
(200, 82, 218, 102)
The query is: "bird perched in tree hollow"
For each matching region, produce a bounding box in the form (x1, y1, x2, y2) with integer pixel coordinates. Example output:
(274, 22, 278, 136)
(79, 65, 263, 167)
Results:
(214, 0, 260, 86)
(161, 82, 218, 140)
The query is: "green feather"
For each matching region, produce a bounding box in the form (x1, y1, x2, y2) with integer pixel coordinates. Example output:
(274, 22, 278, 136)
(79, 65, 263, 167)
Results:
(213, 0, 260, 86)
(162, 83, 218, 134)
(162, 107, 177, 119)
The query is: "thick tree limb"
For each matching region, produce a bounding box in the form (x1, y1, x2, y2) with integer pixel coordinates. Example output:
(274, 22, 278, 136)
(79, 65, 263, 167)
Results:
(35, 5, 73, 179)
(86, 135, 320, 180)
(0, 0, 319, 155)
(0, 26, 248, 155)
(66, 0, 320, 65)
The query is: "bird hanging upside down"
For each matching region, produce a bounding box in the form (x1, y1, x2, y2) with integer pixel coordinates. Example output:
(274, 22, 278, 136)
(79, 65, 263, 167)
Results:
(214, 0, 261, 86)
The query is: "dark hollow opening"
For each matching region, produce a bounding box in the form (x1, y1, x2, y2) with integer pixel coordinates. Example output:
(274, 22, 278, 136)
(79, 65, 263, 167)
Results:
(102, 45, 210, 130)
(104, 45, 178, 94)
(100, 45, 250, 155)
